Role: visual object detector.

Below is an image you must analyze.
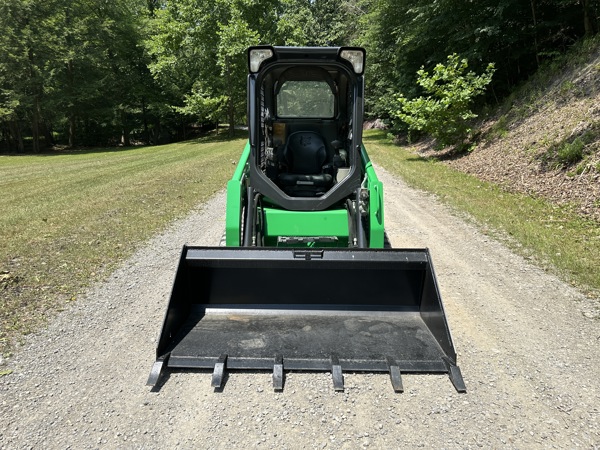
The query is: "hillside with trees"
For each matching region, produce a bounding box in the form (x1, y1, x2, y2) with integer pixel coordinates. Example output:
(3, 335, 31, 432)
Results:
(1, 0, 598, 152)
(445, 41, 600, 223)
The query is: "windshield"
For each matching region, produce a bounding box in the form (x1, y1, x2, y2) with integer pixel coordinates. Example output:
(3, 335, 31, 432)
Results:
(276, 80, 335, 118)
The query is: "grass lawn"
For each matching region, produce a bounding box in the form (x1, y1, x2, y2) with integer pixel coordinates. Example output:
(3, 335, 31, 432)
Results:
(364, 130, 600, 296)
(0, 134, 245, 357)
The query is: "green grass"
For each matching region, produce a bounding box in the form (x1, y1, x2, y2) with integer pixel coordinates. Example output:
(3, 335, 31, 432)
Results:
(0, 133, 245, 358)
(546, 125, 599, 170)
(556, 137, 585, 166)
(364, 130, 600, 295)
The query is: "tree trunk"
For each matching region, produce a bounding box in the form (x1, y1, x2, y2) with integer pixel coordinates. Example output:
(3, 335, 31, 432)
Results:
(42, 120, 54, 148)
(0, 123, 7, 152)
(228, 94, 235, 137)
(27, 45, 41, 153)
(9, 120, 25, 153)
(65, 8, 76, 148)
(141, 97, 149, 144)
(31, 96, 41, 153)
(530, 0, 540, 68)
(67, 58, 76, 148)
(581, 0, 597, 36)
(121, 109, 131, 147)
(226, 63, 235, 137)
(69, 115, 76, 148)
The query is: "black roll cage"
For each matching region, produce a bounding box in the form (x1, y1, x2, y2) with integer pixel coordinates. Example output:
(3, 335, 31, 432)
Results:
(246, 46, 365, 212)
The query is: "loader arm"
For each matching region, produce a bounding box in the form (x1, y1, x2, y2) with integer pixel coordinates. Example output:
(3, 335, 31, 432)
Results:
(225, 142, 250, 247)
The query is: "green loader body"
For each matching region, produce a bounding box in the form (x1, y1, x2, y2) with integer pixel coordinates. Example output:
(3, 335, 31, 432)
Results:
(225, 142, 384, 248)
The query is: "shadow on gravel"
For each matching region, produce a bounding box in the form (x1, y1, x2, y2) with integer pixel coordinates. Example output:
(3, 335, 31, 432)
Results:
(149, 370, 172, 393)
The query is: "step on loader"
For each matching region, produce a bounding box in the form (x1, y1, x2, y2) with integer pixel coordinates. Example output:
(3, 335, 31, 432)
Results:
(147, 46, 466, 393)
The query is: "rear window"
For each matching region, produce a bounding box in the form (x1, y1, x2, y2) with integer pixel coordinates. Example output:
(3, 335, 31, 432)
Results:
(276, 81, 335, 118)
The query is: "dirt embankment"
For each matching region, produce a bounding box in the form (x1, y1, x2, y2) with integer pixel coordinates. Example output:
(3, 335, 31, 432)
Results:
(434, 51, 600, 222)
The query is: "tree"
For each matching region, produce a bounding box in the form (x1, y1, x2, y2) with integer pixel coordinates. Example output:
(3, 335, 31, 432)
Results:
(0, 0, 57, 152)
(0, 0, 159, 150)
(360, 0, 598, 120)
(392, 54, 495, 150)
(146, 0, 281, 135)
(581, 0, 598, 35)
(48, 0, 156, 146)
(145, 0, 367, 136)
(217, 9, 259, 135)
(1, 0, 597, 151)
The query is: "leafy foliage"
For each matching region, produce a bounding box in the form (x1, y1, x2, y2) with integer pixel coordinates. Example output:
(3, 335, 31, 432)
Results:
(391, 55, 495, 149)
(557, 138, 585, 165)
(360, 0, 599, 119)
(0, 0, 598, 150)
(543, 126, 599, 168)
(0, 0, 156, 150)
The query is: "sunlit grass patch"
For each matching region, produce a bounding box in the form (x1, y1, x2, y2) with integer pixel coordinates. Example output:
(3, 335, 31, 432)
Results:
(0, 136, 245, 357)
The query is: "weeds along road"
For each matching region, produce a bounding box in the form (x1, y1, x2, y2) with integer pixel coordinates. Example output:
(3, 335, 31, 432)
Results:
(1, 166, 598, 449)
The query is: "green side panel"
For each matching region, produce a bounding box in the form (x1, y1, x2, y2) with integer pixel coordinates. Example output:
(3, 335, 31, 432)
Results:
(263, 208, 349, 247)
(225, 142, 251, 247)
(361, 145, 385, 248)
(224, 142, 383, 248)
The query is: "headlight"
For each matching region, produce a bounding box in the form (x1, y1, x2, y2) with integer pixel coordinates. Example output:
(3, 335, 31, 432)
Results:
(249, 48, 274, 73)
(340, 49, 365, 74)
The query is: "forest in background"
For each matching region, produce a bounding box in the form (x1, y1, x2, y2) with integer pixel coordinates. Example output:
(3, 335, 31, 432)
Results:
(1, 0, 598, 152)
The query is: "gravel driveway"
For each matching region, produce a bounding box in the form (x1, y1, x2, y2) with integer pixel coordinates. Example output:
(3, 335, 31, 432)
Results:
(1, 166, 598, 449)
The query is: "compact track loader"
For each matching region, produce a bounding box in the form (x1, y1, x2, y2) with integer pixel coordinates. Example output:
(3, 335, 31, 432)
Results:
(147, 47, 465, 393)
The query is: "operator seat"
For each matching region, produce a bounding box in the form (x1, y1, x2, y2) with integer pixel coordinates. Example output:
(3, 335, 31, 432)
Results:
(278, 131, 333, 197)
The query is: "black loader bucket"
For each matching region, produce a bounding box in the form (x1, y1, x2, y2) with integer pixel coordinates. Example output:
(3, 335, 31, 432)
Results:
(147, 246, 466, 392)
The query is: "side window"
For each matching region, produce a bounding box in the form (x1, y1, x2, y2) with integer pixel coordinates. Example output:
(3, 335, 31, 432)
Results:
(276, 81, 335, 118)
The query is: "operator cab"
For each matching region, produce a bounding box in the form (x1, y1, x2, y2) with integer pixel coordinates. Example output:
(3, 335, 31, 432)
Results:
(247, 46, 365, 212)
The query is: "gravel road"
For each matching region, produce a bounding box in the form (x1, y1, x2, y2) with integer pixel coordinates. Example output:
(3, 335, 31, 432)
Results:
(1, 166, 599, 449)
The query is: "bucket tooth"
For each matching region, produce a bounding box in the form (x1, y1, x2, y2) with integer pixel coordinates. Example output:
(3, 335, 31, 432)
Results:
(211, 354, 228, 388)
(146, 354, 169, 387)
(273, 354, 284, 391)
(443, 357, 466, 393)
(386, 357, 404, 393)
(331, 355, 344, 392)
